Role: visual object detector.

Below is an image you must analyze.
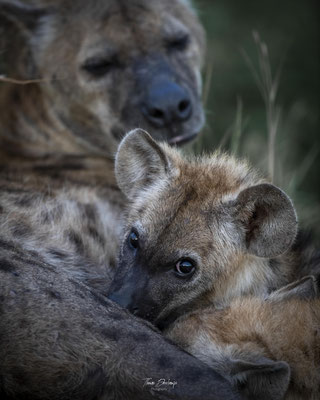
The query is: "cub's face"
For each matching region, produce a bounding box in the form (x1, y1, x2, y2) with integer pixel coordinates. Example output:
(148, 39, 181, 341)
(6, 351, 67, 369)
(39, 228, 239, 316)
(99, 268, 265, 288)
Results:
(108, 130, 298, 329)
(110, 184, 243, 329)
(7, 0, 205, 154)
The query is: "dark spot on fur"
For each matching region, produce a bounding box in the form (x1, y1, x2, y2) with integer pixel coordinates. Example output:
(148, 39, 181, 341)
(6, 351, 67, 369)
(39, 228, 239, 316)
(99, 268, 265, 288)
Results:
(13, 194, 34, 207)
(107, 311, 125, 321)
(0, 258, 16, 273)
(82, 204, 97, 222)
(101, 328, 120, 341)
(60, 321, 67, 329)
(67, 230, 85, 254)
(179, 365, 204, 383)
(19, 319, 28, 328)
(0, 239, 16, 251)
(0, 205, 4, 214)
(34, 163, 84, 172)
(130, 331, 150, 342)
(10, 221, 31, 237)
(82, 322, 93, 331)
(87, 226, 105, 247)
(47, 289, 62, 300)
(0, 186, 28, 194)
(157, 354, 174, 369)
(48, 248, 68, 259)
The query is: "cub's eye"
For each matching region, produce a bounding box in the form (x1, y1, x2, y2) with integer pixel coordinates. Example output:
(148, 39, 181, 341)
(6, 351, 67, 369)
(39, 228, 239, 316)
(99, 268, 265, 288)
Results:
(128, 229, 139, 250)
(175, 259, 195, 277)
(167, 34, 190, 52)
(82, 57, 118, 78)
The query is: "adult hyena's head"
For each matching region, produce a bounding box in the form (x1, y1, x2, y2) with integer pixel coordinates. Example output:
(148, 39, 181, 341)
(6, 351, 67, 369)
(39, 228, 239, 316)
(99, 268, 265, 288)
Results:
(108, 129, 298, 329)
(0, 0, 205, 155)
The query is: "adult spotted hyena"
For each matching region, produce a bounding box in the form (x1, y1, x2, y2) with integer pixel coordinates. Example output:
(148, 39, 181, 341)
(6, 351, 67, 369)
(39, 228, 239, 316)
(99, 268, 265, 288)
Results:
(0, 2, 241, 400)
(109, 129, 319, 330)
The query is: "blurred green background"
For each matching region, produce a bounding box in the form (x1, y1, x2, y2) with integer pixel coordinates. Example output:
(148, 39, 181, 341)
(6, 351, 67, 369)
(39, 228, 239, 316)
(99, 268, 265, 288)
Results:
(190, 0, 320, 241)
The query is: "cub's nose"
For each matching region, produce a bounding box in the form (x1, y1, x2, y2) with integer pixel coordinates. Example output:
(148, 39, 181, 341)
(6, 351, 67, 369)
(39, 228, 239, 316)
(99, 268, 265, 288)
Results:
(142, 80, 192, 127)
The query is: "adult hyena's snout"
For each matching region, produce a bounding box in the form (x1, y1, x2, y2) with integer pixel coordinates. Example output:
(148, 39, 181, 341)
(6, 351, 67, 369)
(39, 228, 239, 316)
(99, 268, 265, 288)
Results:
(127, 56, 203, 146)
(141, 78, 192, 130)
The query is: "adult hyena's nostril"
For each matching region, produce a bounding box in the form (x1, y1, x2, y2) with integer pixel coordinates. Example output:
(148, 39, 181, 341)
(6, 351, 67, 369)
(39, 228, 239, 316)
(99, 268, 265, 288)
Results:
(142, 80, 192, 127)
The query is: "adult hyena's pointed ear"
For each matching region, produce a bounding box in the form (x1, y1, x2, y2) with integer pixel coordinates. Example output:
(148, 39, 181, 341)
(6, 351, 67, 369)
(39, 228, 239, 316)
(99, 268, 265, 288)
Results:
(0, 0, 51, 31)
(115, 129, 174, 200)
(235, 183, 298, 258)
(229, 357, 290, 400)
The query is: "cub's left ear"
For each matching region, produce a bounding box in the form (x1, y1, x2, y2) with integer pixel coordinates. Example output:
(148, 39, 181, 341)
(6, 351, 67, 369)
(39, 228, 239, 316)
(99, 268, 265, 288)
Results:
(229, 357, 290, 400)
(235, 183, 297, 258)
(115, 129, 175, 200)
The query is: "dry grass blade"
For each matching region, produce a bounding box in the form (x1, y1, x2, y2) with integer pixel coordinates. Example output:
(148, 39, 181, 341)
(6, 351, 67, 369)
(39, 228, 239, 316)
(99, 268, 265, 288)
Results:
(0, 75, 47, 85)
(202, 54, 214, 108)
(231, 96, 243, 155)
(243, 31, 285, 182)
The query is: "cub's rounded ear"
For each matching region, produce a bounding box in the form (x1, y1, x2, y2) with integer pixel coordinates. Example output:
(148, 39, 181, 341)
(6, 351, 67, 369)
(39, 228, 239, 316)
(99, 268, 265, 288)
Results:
(229, 357, 290, 400)
(115, 129, 174, 200)
(235, 183, 297, 258)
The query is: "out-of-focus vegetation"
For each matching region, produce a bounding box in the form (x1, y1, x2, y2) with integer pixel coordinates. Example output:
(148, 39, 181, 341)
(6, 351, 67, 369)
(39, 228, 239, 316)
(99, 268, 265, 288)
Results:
(191, 0, 320, 241)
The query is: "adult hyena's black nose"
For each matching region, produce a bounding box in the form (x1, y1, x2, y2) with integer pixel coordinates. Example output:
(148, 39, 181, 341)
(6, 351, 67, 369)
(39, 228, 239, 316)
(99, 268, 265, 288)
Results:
(142, 80, 192, 127)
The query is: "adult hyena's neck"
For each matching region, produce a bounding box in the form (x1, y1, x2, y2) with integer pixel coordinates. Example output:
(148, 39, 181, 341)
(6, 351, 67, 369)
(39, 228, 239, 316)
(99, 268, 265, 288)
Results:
(0, 83, 92, 160)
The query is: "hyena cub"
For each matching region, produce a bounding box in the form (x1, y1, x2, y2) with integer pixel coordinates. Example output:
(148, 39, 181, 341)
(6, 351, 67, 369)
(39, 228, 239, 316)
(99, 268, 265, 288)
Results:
(166, 275, 320, 400)
(109, 128, 299, 328)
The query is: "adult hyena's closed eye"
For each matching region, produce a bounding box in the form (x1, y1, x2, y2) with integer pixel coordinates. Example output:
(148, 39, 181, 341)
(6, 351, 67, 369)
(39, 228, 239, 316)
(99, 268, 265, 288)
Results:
(109, 129, 318, 329)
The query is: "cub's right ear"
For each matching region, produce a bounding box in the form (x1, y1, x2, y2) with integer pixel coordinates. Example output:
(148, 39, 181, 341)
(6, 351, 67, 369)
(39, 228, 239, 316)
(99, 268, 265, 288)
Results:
(235, 183, 297, 258)
(115, 129, 175, 200)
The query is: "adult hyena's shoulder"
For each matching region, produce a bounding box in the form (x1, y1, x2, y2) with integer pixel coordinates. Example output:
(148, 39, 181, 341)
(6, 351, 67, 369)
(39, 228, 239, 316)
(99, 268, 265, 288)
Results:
(0, 165, 124, 287)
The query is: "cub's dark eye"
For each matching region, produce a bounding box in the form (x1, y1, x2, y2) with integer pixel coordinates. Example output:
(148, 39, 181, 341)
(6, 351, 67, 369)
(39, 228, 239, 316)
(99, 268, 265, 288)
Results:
(167, 34, 190, 52)
(128, 229, 139, 250)
(82, 57, 118, 78)
(175, 259, 195, 277)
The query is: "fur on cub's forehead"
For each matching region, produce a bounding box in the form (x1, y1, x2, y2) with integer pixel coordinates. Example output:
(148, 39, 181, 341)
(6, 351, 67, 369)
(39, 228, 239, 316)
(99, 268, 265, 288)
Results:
(132, 144, 262, 215)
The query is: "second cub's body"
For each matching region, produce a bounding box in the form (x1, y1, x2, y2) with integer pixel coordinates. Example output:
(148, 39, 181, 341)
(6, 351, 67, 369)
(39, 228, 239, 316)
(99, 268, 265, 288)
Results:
(166, 276, 320, 400)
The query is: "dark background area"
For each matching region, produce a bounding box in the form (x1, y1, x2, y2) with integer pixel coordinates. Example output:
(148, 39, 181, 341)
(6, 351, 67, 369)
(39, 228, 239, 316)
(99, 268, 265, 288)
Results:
(190, 0, 320, 241)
